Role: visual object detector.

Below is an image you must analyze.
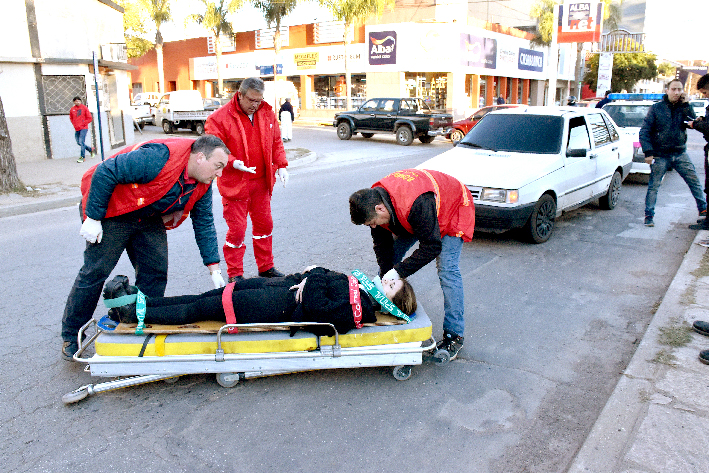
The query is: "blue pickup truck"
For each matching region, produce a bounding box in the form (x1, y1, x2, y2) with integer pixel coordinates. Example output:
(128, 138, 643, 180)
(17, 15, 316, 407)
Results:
(333, 97, 453, 146)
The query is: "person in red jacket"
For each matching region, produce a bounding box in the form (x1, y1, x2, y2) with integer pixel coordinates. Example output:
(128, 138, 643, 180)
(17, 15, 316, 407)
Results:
(205, 77, 289, 282)
(69, 96, 94, 163)
(61, 135, 230, 361)
(349, 169, 475, 360)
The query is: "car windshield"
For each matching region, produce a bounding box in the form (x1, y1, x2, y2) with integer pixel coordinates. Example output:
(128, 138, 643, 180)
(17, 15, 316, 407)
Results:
(460, 114, 564, 154)
(603, 104, 651, 127)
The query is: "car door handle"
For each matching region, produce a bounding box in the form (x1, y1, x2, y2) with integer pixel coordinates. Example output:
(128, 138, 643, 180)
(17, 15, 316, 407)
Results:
(589, 153, 598, 159)
(386, 114, 394, 118)
(369, 114, 375, 117)
(612, 147, 618, 151)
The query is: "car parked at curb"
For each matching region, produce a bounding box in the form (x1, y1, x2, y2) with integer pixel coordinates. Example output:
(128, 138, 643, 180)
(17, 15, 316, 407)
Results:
(602, 101, 655, 178)
(416, 106, 633, 243)
(446, 104, 523, 143)
(690, 99, 709, 118)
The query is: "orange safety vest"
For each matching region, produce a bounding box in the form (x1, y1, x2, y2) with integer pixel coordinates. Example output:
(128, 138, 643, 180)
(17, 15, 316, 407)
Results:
(372, 169, 475, 242)
(80, 138, 210, 229)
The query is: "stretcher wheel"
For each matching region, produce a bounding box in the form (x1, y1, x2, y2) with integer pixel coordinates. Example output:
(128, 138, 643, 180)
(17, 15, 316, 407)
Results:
(432, 349, 450, 365)
(216, 372, 240, 388)
(163, 376, 180, 384)
(392, 365, 412, 381)
(62, 387, 89, 404)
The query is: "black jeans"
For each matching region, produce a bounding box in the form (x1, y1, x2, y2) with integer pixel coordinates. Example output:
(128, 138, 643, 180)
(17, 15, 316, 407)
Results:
(61, 215, 168, 342)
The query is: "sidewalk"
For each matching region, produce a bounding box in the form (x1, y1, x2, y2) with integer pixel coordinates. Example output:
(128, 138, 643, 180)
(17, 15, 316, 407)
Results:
(3, 150, 709, 472)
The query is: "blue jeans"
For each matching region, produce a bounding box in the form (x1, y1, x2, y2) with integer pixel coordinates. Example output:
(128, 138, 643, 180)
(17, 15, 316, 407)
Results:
(74, 128, 92, 158)
(61, 215, 168, 342)
(645, 152, 707, 218)
(393, 234, 465, 338)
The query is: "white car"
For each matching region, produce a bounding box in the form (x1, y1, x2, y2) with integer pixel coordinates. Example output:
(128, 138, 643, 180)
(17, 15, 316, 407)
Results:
(416, 106, 633, 243)
(602, 101, 655, 176)
(690, 99, 709, 118)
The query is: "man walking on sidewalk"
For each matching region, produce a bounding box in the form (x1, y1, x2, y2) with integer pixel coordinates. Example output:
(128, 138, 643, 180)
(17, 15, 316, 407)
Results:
(686, 73, 709, 230)
(69, 96, 94, 163)
(640, 79, 705, 227)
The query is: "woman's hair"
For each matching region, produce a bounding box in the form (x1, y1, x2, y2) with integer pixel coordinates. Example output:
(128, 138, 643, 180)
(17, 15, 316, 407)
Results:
(391, 278, 417, 316)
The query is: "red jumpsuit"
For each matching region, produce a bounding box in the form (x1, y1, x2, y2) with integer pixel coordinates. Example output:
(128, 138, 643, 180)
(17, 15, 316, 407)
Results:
(205, 96, 288, 277)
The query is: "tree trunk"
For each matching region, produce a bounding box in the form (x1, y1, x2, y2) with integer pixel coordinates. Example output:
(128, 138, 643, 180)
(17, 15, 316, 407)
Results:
(215, 35, 223, 97)
(0, 97, 22, 192)
(344, 22, 352, 111)
(156, 30, 165, 93)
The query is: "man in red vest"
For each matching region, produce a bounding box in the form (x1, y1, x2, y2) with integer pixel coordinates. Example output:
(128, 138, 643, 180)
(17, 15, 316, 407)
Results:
(61, 135, 230, 361)
(349, 169, 475, 360)
(205, 77, 289, 283)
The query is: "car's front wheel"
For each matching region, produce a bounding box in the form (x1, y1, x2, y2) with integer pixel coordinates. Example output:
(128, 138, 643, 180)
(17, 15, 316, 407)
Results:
(162, 120, 174, 134)
(450, 129, 465, 143)
(337, 122, 352, 140)
(525, 194, 556, 243)
(195, 121, 205, 136)
(396, 126, 414, 146)
(599, 171, 622, 210)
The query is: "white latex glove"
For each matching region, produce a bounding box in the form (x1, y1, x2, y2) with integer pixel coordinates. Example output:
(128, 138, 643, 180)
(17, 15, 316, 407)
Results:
(80, 217, 103, 243)
(290, 278, 307, 303)
(276, 168, 289, 188)
(233, 160, 256, 174)
(210, 268, 226, 289)
(383, 268, 400, 281)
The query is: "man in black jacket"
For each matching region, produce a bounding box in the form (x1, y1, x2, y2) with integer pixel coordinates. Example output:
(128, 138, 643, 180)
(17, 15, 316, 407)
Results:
(687, 74, 709, 230)
(640, 79, 705, 227)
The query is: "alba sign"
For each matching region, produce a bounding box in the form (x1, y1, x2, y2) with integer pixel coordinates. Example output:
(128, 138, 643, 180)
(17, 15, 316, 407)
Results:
(557, 1, 603, 43)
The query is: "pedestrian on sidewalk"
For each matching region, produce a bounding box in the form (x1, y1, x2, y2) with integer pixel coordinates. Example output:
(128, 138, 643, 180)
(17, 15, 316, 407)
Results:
(205, 77, 289, 283)
(279, 97, 294, 142)
(640, 79, 705, 227)
(60, 135, 230, 361)
(349, 169, 475, 360)
(686, 73, 709, 230)
(69, 96, 94, 163)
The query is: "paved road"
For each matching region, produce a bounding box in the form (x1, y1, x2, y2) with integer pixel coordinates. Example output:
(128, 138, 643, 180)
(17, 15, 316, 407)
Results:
(0, 126, 705, 472)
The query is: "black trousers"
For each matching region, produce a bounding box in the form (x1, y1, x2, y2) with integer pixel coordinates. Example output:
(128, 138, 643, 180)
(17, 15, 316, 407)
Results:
(61, 215, 168, 342)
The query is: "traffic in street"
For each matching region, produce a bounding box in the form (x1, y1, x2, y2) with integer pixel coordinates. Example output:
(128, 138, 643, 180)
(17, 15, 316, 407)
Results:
(1, 123, 706, 472)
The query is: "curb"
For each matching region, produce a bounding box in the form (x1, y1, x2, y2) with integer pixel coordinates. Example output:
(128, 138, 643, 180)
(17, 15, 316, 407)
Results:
(0, 195, 80, 218)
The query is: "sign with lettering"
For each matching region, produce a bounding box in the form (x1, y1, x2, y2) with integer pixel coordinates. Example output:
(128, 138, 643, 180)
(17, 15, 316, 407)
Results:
(518, 48, 544, 72)
(460, 34, 497, 68)
(369, 31, 397, 65)
(558, 1, 603, 43)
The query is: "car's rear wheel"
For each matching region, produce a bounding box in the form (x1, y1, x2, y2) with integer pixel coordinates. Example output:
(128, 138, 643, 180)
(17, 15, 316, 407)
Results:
(361, 133, 374, 138)
(450, 129, 465, 143)
(195, 121, 205, 136)
(396, 126, 414, 146)
(337, 122, 352, 140)
(599, 171, 622, 210)
(525, 194, 556, 243)
(419, 135, 435, 144)
(162, 120, 174, 134)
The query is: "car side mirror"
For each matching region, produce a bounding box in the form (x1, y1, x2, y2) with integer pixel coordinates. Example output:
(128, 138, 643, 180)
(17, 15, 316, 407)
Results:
(566, 148, 587, 158)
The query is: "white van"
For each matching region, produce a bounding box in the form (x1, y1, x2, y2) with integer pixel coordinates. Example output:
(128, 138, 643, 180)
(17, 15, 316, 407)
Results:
(263, 80, 299, 118)
(154, 90, 212, 135)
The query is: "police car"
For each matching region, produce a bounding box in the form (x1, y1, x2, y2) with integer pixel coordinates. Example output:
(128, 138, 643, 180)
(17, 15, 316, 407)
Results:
(601, 93, 664, 178)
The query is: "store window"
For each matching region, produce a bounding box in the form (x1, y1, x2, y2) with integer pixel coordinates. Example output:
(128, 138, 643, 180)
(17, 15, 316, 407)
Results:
(312, 74, 365, 109)
(405, 72, 447, 109)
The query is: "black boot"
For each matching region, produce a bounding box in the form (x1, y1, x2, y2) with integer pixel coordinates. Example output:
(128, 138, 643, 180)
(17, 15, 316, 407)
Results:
(103, 275, 138, 323)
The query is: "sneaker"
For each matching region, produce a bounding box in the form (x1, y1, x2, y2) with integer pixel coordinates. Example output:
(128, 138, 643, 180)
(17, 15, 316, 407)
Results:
(644, 217, 654, 227)
(699, 209, 707, 218)
(103, 275, 138, 323)
(61, 340, 79, 361)
(228, 275, 244, 283)
(693, 320, 709, 337)
(258, 267, 285, 278)
(699, 349, 709, 365)
(77, 156, 85, 163)
(696, 239, 709, 248)
(90, 148, 96, 157)
(689, 221, 709, 230)
(436, 331, 464, 360)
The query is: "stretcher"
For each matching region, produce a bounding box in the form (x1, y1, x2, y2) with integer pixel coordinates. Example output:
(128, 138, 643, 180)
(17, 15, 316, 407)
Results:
(63, 306, 448, 404)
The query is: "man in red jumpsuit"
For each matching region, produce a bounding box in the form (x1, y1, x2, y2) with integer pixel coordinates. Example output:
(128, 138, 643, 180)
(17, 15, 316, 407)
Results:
(206, 77, 289, 282)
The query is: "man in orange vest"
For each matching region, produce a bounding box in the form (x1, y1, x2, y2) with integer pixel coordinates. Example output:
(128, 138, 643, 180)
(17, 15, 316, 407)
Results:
(349, 169, 475, 360)
(61, 135, 230, 361)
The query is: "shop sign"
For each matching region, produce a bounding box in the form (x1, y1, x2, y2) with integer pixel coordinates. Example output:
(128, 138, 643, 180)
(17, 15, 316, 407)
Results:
(369, 31, 396, 65)
(518, 48, 544, 72)
(557, 1, 603, 43)
(294, 52, 318, 70)
(259, 64, 283, 75)
(460, 34, 496, 68)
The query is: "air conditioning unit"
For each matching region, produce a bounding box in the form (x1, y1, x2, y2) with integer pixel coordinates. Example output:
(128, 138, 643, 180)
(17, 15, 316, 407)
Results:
(101, 43, 128, 63)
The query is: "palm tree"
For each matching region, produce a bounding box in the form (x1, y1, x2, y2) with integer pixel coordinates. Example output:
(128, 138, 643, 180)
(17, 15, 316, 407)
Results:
(186, 0, 243, 97)
(252, 0, 299, 107)
(319, 0, 394, 110)
(140, 0, 172, 93)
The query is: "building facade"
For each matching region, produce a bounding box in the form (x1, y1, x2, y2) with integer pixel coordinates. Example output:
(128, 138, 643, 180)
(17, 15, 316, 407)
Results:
(1, 0, 134, 162)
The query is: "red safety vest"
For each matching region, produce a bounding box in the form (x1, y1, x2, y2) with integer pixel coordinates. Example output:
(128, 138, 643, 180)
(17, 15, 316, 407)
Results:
(372, 169, 475, 242)
(80, 138, 210, 229)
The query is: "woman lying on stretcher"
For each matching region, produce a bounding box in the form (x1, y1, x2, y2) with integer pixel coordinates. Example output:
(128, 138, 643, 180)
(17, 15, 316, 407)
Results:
(102, 266, 417, 335)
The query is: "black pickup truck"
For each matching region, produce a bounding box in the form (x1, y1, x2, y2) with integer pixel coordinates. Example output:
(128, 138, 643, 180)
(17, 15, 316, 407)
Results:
(333, 97, 453, 145)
